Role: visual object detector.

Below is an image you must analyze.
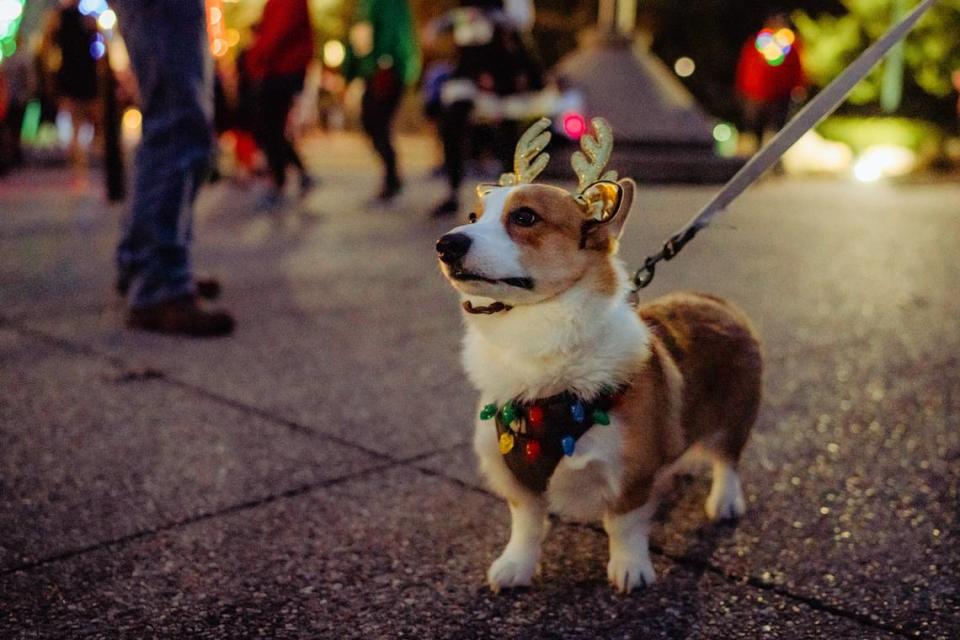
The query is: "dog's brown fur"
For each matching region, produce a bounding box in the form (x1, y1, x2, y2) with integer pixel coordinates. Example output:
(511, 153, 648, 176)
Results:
(611, 292, 763, 515)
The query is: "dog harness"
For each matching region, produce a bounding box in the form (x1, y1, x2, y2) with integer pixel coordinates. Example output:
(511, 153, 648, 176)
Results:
(480, 386, 627, 494)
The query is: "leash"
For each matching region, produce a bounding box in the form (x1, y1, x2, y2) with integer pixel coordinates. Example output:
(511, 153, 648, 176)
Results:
(631, 0, 938, 291)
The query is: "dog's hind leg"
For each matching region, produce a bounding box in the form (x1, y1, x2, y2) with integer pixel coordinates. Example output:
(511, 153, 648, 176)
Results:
(487, 497, 548, 592)
(703, 373, 758, 522)
(704, 456, 746, 521)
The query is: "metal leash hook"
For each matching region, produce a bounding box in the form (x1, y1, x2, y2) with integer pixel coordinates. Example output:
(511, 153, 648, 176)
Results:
(633, 257, 657, 290)
(632, 224, 702, 290)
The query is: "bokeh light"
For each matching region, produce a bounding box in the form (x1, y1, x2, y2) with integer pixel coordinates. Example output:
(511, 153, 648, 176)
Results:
(562, 111, 587, 139)
(78, 0, 109, 17)
(206, 0, 227, 58)
(853, 145, 916, 182)
(0, 0, 22, 22)
(853, 158, 881, 182)
(89, 33, 106, 60)
(755, 27, 795, 67)
(97, 8, 117, 31)
(674, 56, 695, 78)
(0, 0, 25, 63)
(323, 40, 346, 68)
(122, 108, 142, 132)
(712, 123, 733, 142)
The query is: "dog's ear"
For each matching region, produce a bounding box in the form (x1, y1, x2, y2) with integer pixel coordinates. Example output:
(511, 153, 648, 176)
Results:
(578, 178, 635, 249)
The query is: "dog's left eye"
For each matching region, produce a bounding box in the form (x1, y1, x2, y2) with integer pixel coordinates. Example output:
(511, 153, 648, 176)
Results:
(468, 212, 478, 223)
(509, 208, 539, 227)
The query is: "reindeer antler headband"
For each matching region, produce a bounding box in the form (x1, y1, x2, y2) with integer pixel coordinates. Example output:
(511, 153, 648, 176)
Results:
(486, 117, 619, 221)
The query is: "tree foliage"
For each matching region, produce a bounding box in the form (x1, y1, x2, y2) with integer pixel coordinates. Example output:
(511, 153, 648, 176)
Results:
(794, 0, 960, 105)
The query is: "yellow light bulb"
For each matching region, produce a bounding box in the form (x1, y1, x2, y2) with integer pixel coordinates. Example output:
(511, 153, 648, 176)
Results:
(498, 432, 515, 454)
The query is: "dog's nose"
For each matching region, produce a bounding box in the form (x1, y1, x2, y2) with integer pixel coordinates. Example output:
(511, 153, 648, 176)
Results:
(436, 233, 472, 265)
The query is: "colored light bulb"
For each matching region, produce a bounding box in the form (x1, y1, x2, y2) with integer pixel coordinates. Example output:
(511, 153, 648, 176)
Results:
(592, 408, 610, 425)
(570, 400, 586, 424)
(527, 405, 545, 433)
(501, 403, 517, 425)
(480, 403, 497, 420)
(561, 435, 576, 456)
(499, 432, 515, 454)
(524, 440, 541, 462)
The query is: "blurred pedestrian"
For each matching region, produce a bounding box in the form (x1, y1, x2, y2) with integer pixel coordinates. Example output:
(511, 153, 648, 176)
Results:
(426, 0, 544, 217)
(735, 14, 806, 151)
(343, 0, 421, 203)
(246, 0, 316, 209)
(48, 0, 99, 168)
(0, 36, 34, 174)
(113, 0, 234, 336)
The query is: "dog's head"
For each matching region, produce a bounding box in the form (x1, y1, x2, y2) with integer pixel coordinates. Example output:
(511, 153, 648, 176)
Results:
(436, 118, 635, 309)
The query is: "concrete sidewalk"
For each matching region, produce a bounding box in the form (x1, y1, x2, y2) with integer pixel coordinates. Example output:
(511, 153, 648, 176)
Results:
(1, 133, 958, 638)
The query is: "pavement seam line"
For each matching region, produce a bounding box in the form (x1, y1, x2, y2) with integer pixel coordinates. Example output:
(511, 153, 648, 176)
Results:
(0, 449, 446, 578)
(0, 322, 920, 636)
(4, 321, 442, 466)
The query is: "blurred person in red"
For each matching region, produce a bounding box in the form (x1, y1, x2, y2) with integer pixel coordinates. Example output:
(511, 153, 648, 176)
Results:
(245, 0, 316, 209)
(735, 14, 807, 150)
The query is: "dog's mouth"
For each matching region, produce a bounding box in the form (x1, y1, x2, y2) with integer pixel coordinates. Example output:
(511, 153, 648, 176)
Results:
(449, 269, 534, 290)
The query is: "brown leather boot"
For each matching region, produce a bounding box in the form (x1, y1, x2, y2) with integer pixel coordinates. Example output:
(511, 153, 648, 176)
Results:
(127, 295, 235, 337)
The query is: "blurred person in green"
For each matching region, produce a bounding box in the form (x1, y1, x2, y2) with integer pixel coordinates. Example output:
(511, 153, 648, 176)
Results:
(343, 0, 420, 203)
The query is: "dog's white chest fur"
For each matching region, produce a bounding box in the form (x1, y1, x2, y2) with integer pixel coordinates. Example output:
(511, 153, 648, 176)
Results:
(546, 421, 624, 520)
(465, 287, 648, 519)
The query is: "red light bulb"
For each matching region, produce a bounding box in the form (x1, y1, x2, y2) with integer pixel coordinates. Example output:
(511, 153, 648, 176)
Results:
(524, 440, 541, 463)
(527, 405, 545, 434)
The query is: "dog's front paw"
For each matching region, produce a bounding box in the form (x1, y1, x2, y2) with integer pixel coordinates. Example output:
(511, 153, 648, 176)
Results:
(487, 549, 538, 593)
(607, 553, 655, 593)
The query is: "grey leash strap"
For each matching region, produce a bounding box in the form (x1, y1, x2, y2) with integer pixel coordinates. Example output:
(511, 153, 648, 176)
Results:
(633, 0, 939, 290)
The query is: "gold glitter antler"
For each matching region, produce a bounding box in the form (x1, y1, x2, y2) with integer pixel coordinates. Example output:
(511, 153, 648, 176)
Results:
(571, 117, 617, 192)
(499, 117, 552, 187)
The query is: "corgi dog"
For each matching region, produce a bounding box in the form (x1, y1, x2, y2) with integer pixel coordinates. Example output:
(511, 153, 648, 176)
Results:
(435, 118, 762, 593)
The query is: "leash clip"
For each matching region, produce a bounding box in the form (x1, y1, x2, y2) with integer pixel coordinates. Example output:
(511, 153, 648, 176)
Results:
(633, 257, 657, 290)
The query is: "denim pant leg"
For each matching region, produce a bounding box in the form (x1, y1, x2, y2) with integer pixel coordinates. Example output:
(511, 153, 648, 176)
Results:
(114, 0, 213, 309)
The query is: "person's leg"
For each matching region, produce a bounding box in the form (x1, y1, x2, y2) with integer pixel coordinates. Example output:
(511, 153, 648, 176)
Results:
(741, 98, 764, 151)
(433, 99, 472, 216)
(769, 97, 791, 133)
(114, 0, 232, 335)
(256, 78, 289, 192)
(361, 76, 403, 199)
(275, 73, 312, 189)
(495, 119, 521, 175)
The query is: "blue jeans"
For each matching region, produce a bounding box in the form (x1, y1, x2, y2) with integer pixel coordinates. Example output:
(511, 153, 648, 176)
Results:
(114, 0, 212, 309)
